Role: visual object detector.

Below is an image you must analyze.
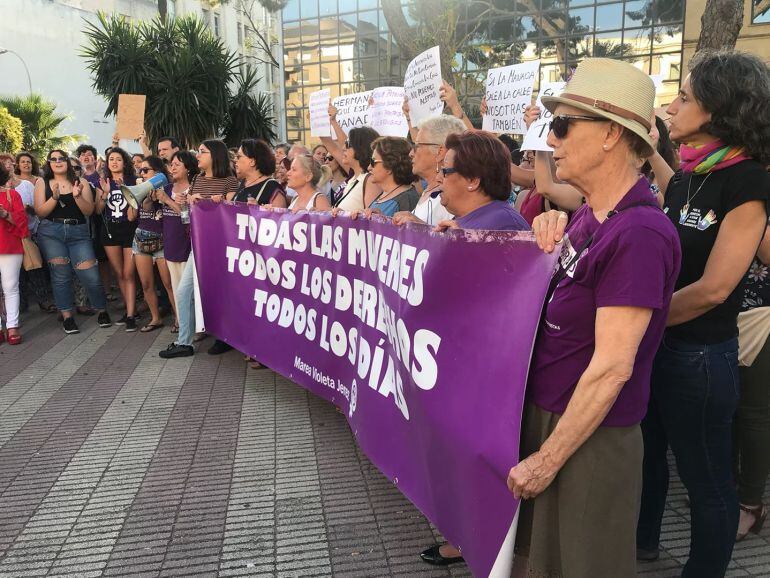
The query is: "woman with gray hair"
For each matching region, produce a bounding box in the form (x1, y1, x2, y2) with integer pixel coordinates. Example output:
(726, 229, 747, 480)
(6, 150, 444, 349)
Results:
(500, 58, 682, 577)
(392, 114, 466, 227)
(286, 155, 332, 212)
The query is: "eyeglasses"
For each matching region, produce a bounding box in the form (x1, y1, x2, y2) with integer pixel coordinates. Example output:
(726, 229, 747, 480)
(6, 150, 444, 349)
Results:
(324, 155, 334, 162)
(440, 167, 458, 177)
(197, 150, 210, 155)
(412, 142, 441, 150)
(49, 156, 67, 163)
(139, 168, 152, 174)
(369, 159, 384, 168)
(549, 114, 608, 139)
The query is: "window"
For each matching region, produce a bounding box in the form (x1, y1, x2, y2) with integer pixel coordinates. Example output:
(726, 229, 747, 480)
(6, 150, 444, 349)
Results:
(237, 23, 243, 46)
(213, 14, 220, 37)
(752, 0, 770, 24)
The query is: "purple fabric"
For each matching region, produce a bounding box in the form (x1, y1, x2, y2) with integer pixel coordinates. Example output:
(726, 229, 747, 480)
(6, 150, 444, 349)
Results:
(528, 178, 682, 427)
(162, 188, 190, 262)
(191, 202, 559, 577)
(456, 200, 530, 231)
(83, 171, 101, 191)
(137, 203, 163, 233)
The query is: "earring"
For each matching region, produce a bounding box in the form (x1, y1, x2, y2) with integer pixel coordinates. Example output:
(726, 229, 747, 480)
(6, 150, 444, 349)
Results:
(602, 144, 608, 150)
(436, 163, 440, 174)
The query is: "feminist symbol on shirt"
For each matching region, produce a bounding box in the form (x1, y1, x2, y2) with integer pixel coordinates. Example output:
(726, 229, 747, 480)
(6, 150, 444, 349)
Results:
(107, 189, 127, 219)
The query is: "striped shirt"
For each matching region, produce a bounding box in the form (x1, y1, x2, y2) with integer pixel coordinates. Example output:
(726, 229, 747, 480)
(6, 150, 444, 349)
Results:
(189, 175, 239, 199)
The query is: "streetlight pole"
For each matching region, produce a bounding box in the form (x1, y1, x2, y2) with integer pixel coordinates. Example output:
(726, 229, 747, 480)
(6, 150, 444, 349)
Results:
(0, 47, 32, 94)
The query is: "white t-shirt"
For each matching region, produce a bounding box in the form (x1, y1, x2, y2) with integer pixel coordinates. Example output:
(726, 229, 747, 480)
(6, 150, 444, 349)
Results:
(334, 174, 367, 212)
(413, 193, 453, 226)
(13, 179, 38, 234)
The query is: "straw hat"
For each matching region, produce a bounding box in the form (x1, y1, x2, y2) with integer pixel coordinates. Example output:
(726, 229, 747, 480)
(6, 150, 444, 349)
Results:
(541, 58, 656, 156)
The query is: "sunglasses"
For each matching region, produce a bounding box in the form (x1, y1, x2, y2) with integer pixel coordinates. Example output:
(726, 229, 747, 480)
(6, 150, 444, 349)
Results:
(49, 156, 68, 163)
(369, 159, 384, 168)
(139, 168, 152, 174)
(324, 155, 334, 162)
(440, 167, 457, 177)
(549, 114, 608, 139)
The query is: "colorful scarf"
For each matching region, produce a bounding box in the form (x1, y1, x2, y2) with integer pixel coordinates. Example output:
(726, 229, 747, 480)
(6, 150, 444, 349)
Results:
(679, 140, 750, 174)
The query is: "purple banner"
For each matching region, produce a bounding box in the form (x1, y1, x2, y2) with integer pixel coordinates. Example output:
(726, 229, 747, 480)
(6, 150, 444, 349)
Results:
(191, 201, 559, 577)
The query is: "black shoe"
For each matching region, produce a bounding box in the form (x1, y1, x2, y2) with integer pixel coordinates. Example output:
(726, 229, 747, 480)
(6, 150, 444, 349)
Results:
(159, 343, 194, 358)
(636, 546, 660, 561)
(115, 314, 127, 326)
(419, 544, 464, 566)
(207, 339, 233, 355)
(125, 316, 137, 332)
(62, 317, 80, 334)
(97, 311, 112, 328)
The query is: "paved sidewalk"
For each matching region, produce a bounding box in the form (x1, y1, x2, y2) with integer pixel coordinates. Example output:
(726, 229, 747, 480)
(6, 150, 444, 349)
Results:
(0, 310, 767, 577)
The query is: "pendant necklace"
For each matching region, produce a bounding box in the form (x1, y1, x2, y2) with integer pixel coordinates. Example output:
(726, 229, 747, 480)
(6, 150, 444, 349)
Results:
(682, 172, 713, 216)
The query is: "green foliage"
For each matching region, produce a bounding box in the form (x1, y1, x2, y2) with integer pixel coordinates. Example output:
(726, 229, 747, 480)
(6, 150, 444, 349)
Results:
(81, 12, 274, 149)
(0, 93, 82, 156)
(0, 107, 23, 153)
(223, 65, 277, 146)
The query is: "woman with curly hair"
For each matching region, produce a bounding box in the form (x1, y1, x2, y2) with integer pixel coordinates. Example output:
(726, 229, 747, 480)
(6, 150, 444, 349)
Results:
(366, 137, 419, 217)
(95, 147, 138, 331)
(14, 152, 41, 185)
(637, 50, 770, 576)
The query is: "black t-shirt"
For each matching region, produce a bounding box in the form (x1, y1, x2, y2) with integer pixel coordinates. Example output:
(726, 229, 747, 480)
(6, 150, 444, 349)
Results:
(45, 179, 86, 223)
(233, 178, 283, 205)
(664, 160, 770, 343)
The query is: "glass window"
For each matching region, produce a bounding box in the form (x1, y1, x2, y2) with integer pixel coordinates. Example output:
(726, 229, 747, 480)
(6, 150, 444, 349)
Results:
(359, 0, 378, 9)
(594, 31, 628, 58)
(283, 0, 299, 22)
(320, 0, 338, 16)
(653, 23, 682, 51)
(517, 15, 540, 40)
(595, 2, 623, 31)
(357, 10, 378, 34)
(339, 0, 356, 13)
(654, 0, 684, 25)
(569, 6, 594, 33)
(753, 0, 770, 23)
(624, 27, 652, 55)
(624, 0, 648, 28)
(301, 0, 319, 18)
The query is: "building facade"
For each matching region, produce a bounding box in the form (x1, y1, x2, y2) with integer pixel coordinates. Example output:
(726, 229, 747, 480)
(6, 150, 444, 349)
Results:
(0, 0, 279, 150)
(280, 0, 770, 146)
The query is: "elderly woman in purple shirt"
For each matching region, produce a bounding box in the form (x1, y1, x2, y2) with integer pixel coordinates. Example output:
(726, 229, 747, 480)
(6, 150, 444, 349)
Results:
(504, 59, 681, 578)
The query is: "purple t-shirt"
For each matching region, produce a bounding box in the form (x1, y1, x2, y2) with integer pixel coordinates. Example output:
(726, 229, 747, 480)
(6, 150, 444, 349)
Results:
(102, 177, 136, 222)
(528, 178, 681, 427)
(161, 188, 190, 262)
(83, 171, 101, 192)
(137, 198, 164, 234)
(455, 200, 530, 231)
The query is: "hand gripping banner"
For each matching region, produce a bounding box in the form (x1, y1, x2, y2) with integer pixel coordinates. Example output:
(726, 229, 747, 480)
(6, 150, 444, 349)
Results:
(191, 201, 559, 577)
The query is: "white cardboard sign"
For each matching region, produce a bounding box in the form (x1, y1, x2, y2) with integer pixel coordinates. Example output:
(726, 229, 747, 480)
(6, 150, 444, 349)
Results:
(521, 81, 567, 152)
(403, 46, 443, 127)
(309, 89, 332, 138)
(332, 91, 372, 135)
(482, 61, 540, 134)
(369, 86, 409, 137)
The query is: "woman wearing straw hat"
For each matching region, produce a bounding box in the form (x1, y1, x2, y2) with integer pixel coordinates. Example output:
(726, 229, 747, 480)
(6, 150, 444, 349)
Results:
(502, 58, 682, 577)
(635, 51, 770, 577)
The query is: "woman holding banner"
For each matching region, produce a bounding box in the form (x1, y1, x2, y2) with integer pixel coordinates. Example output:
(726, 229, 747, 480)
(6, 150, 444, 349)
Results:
(497, 59, 683, 578)
(393, 114, 465, 227)
(286, 155, 332, 212)
(227, 139, 286, 207)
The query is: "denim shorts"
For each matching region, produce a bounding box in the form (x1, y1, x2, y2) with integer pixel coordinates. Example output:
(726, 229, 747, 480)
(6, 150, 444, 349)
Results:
(132, 228, 165, 260)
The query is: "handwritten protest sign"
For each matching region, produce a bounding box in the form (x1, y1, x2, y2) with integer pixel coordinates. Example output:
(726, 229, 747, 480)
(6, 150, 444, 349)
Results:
(370, 86, 409, 137)
(116, 94, 146, 140)
(482, 61, 540, 134)
(332, 91, 372, 135)
(404, 46, 443, 127)
(521, 81, 567, 152)
(309, 89, 332, 138)
(192, 202, 559, 577)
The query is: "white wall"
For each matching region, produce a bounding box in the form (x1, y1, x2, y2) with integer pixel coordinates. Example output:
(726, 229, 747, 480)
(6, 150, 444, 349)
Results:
(0, 0, 280, 154)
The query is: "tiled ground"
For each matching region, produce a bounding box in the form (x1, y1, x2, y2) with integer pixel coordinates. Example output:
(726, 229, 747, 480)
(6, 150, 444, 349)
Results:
(0, 309, 767, 577)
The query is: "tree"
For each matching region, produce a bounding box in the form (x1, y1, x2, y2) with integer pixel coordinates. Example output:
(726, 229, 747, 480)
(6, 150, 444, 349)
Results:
(0, 107, 23, 153)
(697, 0, 745, 52)
(0, 93, 82, 156)
(81, 12, 275, 148)
(222, 65, 277, 145)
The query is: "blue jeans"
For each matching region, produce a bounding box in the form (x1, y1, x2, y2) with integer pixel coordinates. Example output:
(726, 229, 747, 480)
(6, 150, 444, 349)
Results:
(638, 335, 739, 578)
(174, 252, 195, 347)
(36, 220, 107, 312)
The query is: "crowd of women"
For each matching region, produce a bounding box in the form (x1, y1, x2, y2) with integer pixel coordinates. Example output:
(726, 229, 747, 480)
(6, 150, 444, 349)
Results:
(1, 48, 768, 578)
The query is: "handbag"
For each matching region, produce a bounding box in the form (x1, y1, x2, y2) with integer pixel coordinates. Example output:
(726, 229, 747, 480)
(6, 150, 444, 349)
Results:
(22, 237, 43, 270)
(135, 229, 163, 254)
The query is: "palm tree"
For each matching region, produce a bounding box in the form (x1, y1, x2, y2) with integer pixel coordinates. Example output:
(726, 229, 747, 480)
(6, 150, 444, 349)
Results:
(223, 65, 277, 146)
(0, 93, 82, 156)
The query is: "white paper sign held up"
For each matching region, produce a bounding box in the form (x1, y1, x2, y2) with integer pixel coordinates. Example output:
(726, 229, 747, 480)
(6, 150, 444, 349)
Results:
(309, 89, 332, 138)
(332, 91, 372, 135)
(404, 46, 443, 127)
(521, 81, 567, 152)
(482, 61, 540, 134)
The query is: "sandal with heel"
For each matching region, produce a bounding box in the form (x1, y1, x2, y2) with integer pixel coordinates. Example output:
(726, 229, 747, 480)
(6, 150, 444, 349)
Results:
(737, 503, 767, 541)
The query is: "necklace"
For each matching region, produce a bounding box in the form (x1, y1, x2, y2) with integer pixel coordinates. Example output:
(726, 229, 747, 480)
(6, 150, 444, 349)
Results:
(377, 184, 406, 202)
(682, 172, 713, 215)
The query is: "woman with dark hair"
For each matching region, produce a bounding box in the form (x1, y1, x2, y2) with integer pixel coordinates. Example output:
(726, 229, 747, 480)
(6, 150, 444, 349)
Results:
(95, 146, 138, 331)
(15, 152, 41, 185)
(321, 107, 381, 211)
(159, 140, 237, 358)
(366, 137, 419, 217)
(156, 150, 196, 333)
(226, 139, 286, 207)
(0, 161, 30, 343)
(636, 50, 770, 576)
(132, 156, 175, 332)
(34, 150, 111, 334)
(131, 153, 145, 174)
